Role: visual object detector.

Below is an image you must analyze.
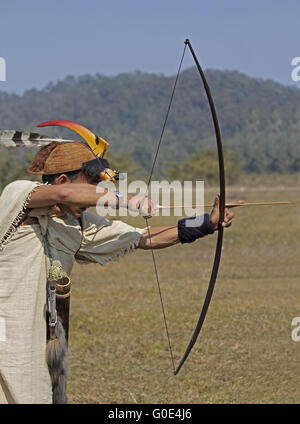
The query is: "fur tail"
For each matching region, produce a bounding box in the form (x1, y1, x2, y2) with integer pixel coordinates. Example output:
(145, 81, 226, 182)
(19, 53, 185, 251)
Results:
(46, 318, 68, 404)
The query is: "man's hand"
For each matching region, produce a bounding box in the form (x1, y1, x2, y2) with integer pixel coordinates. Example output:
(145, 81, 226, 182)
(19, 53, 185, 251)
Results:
(138, 196, 156, 218)
(127, 195, 156, 218)
(209, 195, 235, 231)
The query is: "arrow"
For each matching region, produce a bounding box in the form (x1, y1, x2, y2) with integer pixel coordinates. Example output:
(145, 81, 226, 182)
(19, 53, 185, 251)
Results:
(156, 201, 291, 209)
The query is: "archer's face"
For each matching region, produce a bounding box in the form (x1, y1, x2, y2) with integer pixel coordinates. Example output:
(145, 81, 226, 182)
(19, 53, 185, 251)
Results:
(54, 172, 101, 218)
(64, 203, 87, 218)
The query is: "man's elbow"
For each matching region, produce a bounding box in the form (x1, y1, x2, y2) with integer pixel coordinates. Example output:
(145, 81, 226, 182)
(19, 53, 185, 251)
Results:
(137, 235, 151, 250)
(53, 186, 72, 204)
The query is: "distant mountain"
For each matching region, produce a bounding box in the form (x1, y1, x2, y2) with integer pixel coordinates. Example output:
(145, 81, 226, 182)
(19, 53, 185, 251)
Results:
(0, 68, 299, 175)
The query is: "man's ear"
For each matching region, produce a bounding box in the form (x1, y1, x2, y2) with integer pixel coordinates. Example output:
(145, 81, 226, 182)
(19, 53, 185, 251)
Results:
(53, 174, 71, 185)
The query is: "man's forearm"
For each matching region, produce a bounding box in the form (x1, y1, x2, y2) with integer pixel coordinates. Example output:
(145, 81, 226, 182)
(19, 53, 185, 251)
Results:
(138, 225, 179, 249)
(138, 213, 219, 250)
(60, 184, 118, 207)
(28, 184, 120, 209)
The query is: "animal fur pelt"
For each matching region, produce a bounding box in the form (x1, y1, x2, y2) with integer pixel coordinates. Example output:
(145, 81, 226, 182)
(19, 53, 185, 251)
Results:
(46, 317, 68, 404)
(0, 130, 73, 147)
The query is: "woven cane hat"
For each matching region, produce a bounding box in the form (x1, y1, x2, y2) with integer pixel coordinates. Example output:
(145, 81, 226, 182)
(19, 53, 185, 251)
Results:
(28, 141, 96, 175)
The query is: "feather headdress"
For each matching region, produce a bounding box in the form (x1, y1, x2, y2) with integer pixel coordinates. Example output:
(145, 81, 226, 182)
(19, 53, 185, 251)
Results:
(0, 121, 117, 180)
(0, 130, 74, 147)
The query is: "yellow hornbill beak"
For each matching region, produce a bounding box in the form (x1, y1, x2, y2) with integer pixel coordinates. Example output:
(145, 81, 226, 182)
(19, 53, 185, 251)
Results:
(37, 119, 109, 157)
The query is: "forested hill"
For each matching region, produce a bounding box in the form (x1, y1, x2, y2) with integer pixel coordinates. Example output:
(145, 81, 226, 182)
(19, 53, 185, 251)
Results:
(0, 67, 299, 174)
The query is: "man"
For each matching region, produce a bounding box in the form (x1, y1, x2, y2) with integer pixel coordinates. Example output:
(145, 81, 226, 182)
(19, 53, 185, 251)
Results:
(0, 140, 234, 404)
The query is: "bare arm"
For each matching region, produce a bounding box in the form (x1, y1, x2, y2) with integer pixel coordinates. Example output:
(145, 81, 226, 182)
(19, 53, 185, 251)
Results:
(27, 184, 119, 209)
(137, 197, 235, 250)
(138, 225, 179, 249)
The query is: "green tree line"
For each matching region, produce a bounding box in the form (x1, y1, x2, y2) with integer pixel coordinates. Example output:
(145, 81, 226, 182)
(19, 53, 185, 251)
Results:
(0, 67, 299, 190)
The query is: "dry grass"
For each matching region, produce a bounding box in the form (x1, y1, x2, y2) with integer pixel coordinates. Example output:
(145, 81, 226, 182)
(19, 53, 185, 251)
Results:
(67, 186, 300, 403)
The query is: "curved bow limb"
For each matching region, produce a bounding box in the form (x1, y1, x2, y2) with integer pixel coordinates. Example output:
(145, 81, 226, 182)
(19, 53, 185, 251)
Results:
(145, 39, 225, 375)
(173, 39, 226, 375)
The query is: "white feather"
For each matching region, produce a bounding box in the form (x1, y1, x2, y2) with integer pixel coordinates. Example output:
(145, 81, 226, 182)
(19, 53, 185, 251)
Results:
(0, 130, 74, 147)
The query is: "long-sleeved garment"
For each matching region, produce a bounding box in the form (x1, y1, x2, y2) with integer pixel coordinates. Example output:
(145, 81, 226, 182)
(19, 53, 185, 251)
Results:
(0, 180, 144, 403)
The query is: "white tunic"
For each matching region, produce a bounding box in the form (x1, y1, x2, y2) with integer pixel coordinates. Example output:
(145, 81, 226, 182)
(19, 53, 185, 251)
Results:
(0, 180, 144, 403)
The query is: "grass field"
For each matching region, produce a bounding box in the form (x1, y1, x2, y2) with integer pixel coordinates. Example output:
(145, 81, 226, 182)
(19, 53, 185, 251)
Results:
(67, 185, 300, 404)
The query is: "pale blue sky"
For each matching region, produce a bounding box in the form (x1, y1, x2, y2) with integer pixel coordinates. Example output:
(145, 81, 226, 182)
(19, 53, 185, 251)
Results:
(0, 0, 299, 93)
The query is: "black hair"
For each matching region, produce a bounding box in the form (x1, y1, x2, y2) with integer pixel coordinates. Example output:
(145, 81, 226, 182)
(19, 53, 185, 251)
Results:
(42, 169, 82, 184)
(41, 158, 111, 184)
(81, 158, 110, 177)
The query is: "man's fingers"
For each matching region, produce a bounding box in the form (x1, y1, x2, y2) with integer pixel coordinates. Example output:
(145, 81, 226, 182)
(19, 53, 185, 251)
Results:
(139, 197, 155, 218)
(222, 221, 232, 227)
(222, 208, 234, 227)
(226, 200, 246, 209)
(213, 195, 220, 207)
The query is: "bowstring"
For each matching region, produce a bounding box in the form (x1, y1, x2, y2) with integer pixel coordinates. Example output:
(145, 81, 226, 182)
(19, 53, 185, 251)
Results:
(144, 43, 187, 373)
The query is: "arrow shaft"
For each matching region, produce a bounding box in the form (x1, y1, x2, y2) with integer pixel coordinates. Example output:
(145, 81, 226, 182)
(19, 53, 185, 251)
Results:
(156, 201, 291, 209)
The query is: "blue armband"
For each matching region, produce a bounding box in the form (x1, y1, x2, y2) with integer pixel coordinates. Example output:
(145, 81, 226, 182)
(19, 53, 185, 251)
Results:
(177, 214, 215, 244)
